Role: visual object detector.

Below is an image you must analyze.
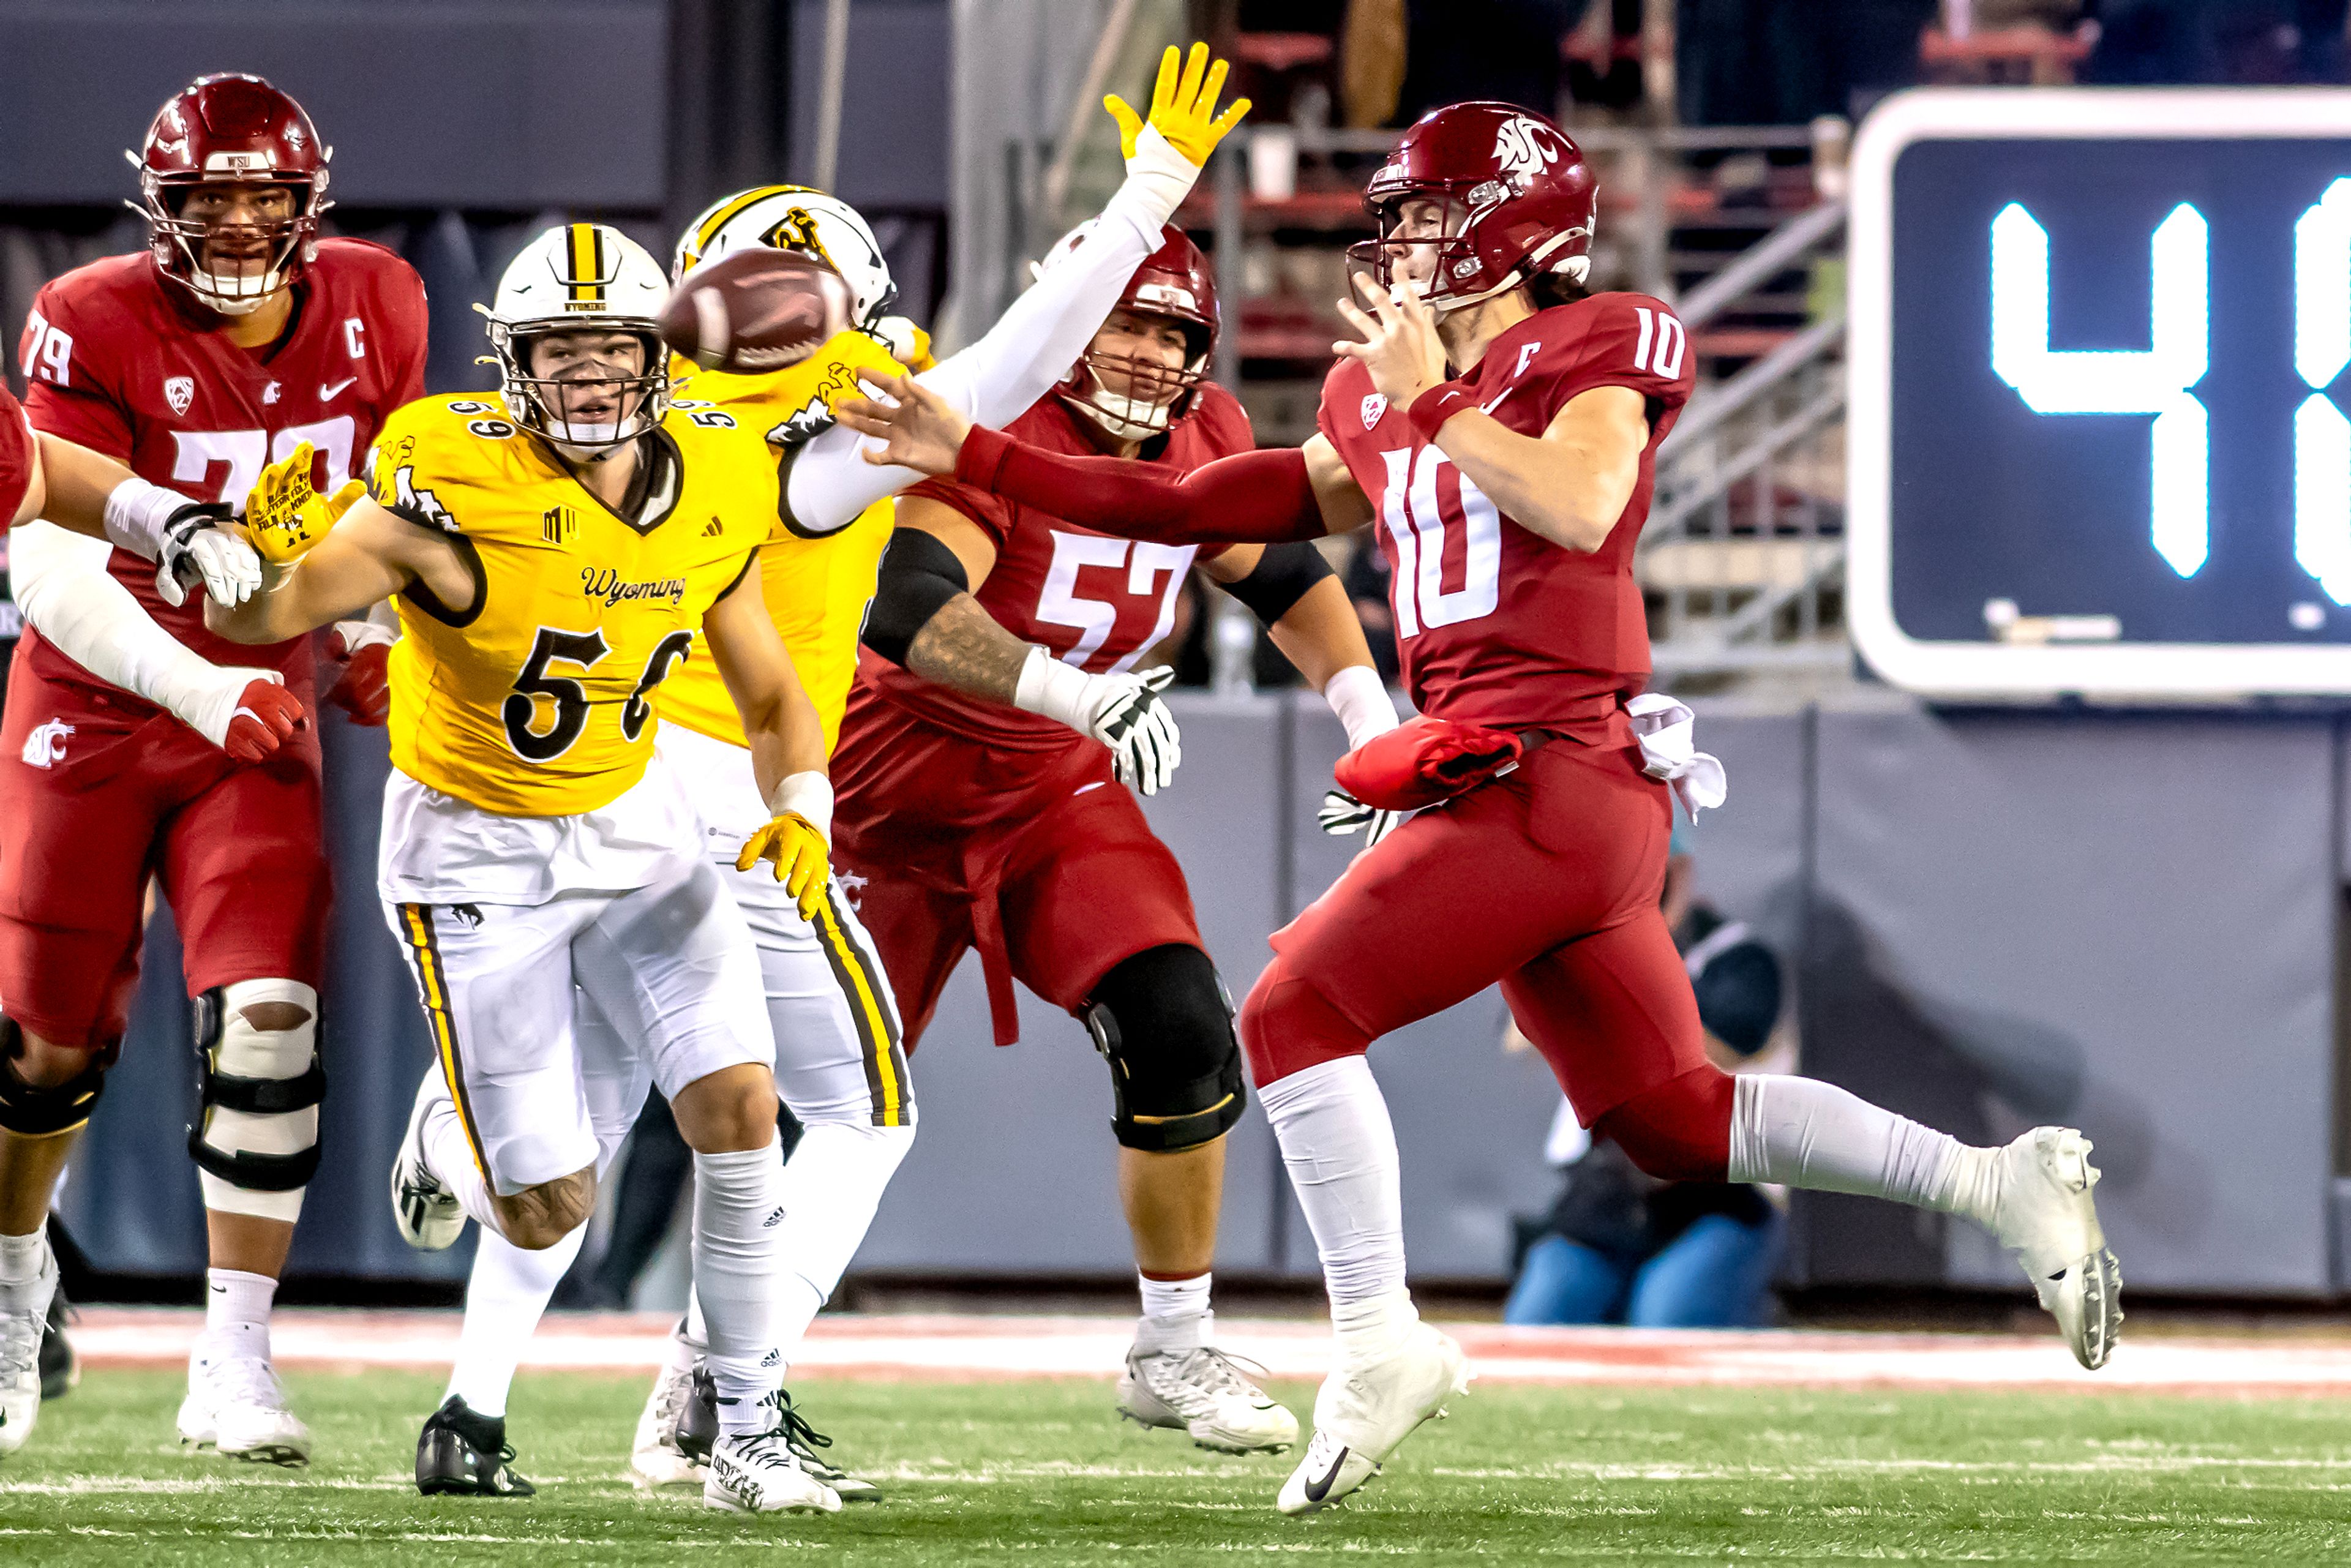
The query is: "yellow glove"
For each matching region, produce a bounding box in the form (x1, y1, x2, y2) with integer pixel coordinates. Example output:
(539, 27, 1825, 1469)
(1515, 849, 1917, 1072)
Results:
(241, 441, 363, 565)
(736, 811, 832, 921)
(1104, 42, 1251, 167)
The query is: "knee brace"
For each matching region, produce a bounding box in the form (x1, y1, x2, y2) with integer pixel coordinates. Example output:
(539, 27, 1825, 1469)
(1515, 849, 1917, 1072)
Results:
(0, 1017, 115, 1138)
(188, 980, 323, 1221)
(1082, 945, 1247, 1153)
(1591, 1064, 1736, 1182)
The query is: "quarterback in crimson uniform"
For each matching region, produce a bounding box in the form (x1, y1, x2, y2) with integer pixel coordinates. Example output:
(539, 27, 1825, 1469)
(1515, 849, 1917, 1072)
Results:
(0, 73, 426, 1464)
(836, 225, 1398, 1453)
(838, 100, 2123, 1513)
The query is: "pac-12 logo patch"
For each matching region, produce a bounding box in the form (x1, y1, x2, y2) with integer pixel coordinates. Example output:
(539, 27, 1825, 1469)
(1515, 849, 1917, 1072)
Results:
(20, 718, 72, 768)
(1361, 393, 1389, 429)
(163, 375, 195, 416)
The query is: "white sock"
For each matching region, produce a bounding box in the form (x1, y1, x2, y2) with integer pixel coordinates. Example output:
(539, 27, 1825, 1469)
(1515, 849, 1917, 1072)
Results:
(444, 1225, 586, 1418)
(1135, 1272, 1212, 1354)
(692, 1144, 783, 1438)
(0, 1228, 55, 1317)
(418, 1093, 500, 1233)
(197, 1267, 277, 1365)
(684, 1288, 709, 1352)
(1259, 1056, 1408, 1308)
(1331, 1286, 1419, 1363)
(766, 1123, 912, 1375)
(1727, 1075, 2000, 1225)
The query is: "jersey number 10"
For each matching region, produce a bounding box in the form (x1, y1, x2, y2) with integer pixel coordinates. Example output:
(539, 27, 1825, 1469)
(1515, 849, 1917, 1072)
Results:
(1378, 448, 1502, 637)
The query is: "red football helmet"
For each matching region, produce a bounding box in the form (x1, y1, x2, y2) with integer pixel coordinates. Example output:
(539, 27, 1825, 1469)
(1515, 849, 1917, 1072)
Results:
(1349, 101, 1597, 313)
(129, 73, 332, 317)
(1040, 223, 1219, 442)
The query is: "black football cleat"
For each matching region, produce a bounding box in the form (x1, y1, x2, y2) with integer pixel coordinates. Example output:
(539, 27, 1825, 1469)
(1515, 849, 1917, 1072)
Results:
(677, 1362, 880, 1502)
(38, 1289, 77, 1403)
(415, 1395, 536, 1497)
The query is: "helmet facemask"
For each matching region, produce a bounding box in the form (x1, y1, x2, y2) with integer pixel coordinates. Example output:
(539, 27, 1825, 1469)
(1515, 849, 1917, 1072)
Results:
(1349, 186, 1591, 316)
(140, 171, 325, 317)
(1063, 309, 1212, 443)
(489, 320, 670, 456)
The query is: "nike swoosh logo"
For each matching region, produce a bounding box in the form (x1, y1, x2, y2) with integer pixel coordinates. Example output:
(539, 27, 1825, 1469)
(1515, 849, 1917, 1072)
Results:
(321, 377, 358, 400)
(1302, 1445, 1349, 1503)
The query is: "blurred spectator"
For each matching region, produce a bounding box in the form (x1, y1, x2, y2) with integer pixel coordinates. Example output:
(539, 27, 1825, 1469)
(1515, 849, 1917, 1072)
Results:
(1504, 840, 1793, 1329)
(1678, 0, 1935, 123)
(2085, 0, 2349, 84)
(1394, 0, 1590, 121)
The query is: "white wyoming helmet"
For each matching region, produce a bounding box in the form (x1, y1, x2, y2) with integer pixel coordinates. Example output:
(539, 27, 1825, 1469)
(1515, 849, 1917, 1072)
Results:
(483, 222, 670, 451)
(673, 185, 898, 328)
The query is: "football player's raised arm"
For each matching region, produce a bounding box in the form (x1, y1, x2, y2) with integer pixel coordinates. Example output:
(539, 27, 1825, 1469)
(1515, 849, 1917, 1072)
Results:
(1425, 384, 1648, 555)
(706, 562, 835, 918)
(779, 44, 1247, 536)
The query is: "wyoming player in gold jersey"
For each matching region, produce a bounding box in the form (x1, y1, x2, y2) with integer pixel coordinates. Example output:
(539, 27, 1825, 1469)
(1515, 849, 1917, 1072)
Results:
(207, 223, 847, 1516)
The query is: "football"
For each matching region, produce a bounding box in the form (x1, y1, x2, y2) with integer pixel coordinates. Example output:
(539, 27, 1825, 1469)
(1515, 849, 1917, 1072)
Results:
(658, 248, 854, 374)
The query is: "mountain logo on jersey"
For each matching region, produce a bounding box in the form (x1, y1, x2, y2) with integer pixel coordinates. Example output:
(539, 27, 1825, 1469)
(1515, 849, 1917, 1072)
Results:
(1492, 115, 1567, 189)
(164, 375, 194, 415)
(541, 505, 577, 545)
(1362, 393, 1388, 430)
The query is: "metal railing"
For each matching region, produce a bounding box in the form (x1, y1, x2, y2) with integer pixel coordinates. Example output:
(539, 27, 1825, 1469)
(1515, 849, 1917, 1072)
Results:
(1645, 202, 1851, 677)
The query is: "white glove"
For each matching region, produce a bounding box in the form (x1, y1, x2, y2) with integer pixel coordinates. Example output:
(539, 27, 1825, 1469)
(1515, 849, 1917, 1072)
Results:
(1014, 647, 1183, 796)
(1626, 692, 1728, 820)
(154, 505, 262, 609)
(1318, 789, 1408, 849)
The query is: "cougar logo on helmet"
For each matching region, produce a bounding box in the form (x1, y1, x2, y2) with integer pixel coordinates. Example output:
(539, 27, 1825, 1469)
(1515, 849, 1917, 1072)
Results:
(1493, 116, 1564, 186)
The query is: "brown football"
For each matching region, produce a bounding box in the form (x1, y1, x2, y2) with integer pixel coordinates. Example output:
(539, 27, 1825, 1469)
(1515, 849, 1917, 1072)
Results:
(658, 249, 854, 374)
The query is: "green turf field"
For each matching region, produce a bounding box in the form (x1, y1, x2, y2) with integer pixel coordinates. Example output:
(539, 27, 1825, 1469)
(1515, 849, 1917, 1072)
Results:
(6, 1368, 2350, 1564)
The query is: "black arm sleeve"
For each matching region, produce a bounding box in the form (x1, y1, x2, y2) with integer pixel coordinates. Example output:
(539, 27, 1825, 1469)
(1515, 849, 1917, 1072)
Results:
(1217, 540, 1335, 629)
(860, 526, 972, 666)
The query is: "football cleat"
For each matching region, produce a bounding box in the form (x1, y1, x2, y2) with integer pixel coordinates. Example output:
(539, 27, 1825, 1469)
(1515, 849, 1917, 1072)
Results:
(1119, 1344, 1299, 1454)
(703, 1394, 842, 1515)
(1989, 1127, 2124, 1371)
(0, 1244, 56, 1457)
(416, 1395, 534, 1496)
(39, 1285, 77, 1403)
(177, 1351, 312, 1466)
(629, 1346, 704, 1489)
(1276, 1322, 1469, 1517)
(676, 1363, 880, 1502)
(391, 1067, 465, 1251)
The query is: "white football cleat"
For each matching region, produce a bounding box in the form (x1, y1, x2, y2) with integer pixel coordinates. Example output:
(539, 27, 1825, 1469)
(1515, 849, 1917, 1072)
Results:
(1119, 1344, 1299, 1454)
(1989, 1127, 2123, 1370)
(0, 1244, 56, 1457)
(178, 1352, 312, 1466)
(390, 1067, 465, 1251)
(629, 1350, 705, 1488)
(704, 1420, 842, 1515)
(1277, 1322, 1469, 1516)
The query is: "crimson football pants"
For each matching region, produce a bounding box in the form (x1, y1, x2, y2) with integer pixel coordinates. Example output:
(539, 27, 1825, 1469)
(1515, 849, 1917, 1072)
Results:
(1239, 715, 1734, 1180)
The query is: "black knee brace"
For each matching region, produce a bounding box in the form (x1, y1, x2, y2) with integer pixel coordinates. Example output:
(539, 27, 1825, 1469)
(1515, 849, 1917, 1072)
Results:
(186, 986, 326, 1193)
(0, 1017, 114, 1138)
(1082, 944, 1247, 1153)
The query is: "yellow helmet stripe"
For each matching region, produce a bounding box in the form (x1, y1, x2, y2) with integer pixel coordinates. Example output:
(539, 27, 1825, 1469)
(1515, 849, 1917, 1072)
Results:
(691, 185, 816, 260)
(566, 222, 606, 304)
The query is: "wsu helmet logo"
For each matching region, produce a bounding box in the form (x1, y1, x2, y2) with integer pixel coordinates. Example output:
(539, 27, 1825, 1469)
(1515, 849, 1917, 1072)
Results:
(1492, 116, 1564, 187)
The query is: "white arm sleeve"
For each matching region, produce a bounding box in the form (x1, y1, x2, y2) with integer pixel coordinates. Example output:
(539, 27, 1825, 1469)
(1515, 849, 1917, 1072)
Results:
(784, 127, 1202, 536)
(8, 519, 272, 748)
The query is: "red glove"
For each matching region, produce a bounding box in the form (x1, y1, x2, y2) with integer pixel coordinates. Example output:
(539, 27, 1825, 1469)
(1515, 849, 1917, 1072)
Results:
(318, 621, 393, 726)
(222, 678, 309, 763)
(1332, 714, 1523, 812)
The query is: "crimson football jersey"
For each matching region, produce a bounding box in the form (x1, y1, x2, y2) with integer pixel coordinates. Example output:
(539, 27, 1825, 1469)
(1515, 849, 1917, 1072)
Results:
(855, 383, 1256, 749)
(15, 239, 428, 700)
(0, 383, 31, 525)
(1318, 291, 1695, 732)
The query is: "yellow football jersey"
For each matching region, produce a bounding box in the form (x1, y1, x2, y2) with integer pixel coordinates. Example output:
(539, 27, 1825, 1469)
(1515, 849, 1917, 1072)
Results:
(371, 393, 765, 816)
(655, 326, 928, 754)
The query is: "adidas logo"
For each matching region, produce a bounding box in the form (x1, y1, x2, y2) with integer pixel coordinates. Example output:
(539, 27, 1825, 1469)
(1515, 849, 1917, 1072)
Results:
(760, 1348, 782, 1368)
(702, 516, 724, 537)
(763, 1205, 786, 1228)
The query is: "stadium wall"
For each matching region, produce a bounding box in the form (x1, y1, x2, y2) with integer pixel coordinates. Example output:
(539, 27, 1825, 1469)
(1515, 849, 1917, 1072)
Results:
(52, 692, 2347, 1300)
